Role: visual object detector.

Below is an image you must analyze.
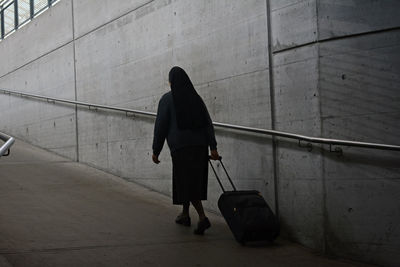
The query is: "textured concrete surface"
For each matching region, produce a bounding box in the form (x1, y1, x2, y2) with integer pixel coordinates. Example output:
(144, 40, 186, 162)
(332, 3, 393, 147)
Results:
(317, 0, 400, 39)
(272, 44, 324, 250)
(0, 139, 373, 267)
(269, 1, 400, 266)
(270, 0, 318, 51)
(72, 0, 275, 213)
(318, 27, 400, 266)
(0, 42, 77, 160)
(0, 0, 399, 266)
(0, 0, 73, 77)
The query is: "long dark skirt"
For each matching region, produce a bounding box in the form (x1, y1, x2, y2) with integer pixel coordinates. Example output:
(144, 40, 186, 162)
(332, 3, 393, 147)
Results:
(171, 146, 209, 205)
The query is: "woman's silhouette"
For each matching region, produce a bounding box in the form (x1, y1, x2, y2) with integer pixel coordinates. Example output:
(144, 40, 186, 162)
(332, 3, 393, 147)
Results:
(152, 66, 219, 235)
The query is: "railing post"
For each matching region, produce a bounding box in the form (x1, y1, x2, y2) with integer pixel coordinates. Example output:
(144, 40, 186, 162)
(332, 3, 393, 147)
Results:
(14, 0, 19, 30)
(0, 6, 4, 39)
(30, 0, 34, 19)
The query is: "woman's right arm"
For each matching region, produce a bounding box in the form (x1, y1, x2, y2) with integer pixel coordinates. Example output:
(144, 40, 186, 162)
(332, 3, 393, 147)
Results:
(152, 95, 170, 158)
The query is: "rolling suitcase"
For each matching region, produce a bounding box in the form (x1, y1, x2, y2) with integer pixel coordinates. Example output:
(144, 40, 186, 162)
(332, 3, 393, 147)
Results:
(209, 157, 279, 244)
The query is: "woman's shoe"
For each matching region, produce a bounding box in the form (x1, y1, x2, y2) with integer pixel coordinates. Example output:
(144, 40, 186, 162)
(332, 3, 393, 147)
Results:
(194, 217, 211, 235)
(175, 214, 191, 227)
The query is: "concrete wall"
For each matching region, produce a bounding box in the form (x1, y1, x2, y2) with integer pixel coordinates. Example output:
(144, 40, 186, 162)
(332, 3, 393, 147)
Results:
(0, 0, 76, 159)
(0, 0, 399, 265)
(72, 0, 275, 213)
(319, 25, 400, 267)
(270, 0, 400, 266)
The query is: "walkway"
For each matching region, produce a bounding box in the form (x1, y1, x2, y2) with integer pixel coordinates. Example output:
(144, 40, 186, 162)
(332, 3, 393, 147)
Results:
(0, 140, 371, 267)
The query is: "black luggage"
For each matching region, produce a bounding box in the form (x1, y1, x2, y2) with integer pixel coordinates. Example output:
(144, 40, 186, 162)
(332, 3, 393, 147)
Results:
(209, 157, 279, 244)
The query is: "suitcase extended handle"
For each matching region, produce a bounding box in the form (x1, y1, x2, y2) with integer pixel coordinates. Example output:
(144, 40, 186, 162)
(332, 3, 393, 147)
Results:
(208, 157, 237, 192)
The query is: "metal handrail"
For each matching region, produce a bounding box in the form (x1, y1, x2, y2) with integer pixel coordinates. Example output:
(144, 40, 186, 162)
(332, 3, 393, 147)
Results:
(1, 88, 400, 152)
(0, 131, 15, 157)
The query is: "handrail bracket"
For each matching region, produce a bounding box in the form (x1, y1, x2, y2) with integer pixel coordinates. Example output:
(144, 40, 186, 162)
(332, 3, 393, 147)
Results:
(126, 111, 136, 118)
(329, 144, 343, 156)
(88, 105, 98, 111)
(298, 139, 313, 152)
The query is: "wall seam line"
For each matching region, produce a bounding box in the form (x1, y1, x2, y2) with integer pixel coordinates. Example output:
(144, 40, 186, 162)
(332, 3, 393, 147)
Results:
(272, 26, 400, 55)
(73, 0, 155, 41)
(266, 0, 279, 219)
(0, 0, 157, 81)
(315, 0, 328, 255)
(71, 0, 79, 162)
(0, 40, 74, 80)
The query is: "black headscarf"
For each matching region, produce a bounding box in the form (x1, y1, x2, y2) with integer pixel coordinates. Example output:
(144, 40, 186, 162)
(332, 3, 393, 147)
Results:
(169, 66, 208, 130)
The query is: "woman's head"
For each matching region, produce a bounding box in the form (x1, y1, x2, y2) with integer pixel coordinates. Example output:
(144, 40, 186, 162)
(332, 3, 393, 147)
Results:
(168, 66, 208, 130)
(168, 66, 191, 89)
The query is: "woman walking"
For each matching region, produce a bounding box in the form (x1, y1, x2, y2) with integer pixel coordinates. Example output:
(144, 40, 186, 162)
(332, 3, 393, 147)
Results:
(152, 66, 219, 235)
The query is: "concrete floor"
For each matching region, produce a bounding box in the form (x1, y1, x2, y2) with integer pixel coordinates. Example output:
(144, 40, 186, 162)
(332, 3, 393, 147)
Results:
(0, 140, 373, 267)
